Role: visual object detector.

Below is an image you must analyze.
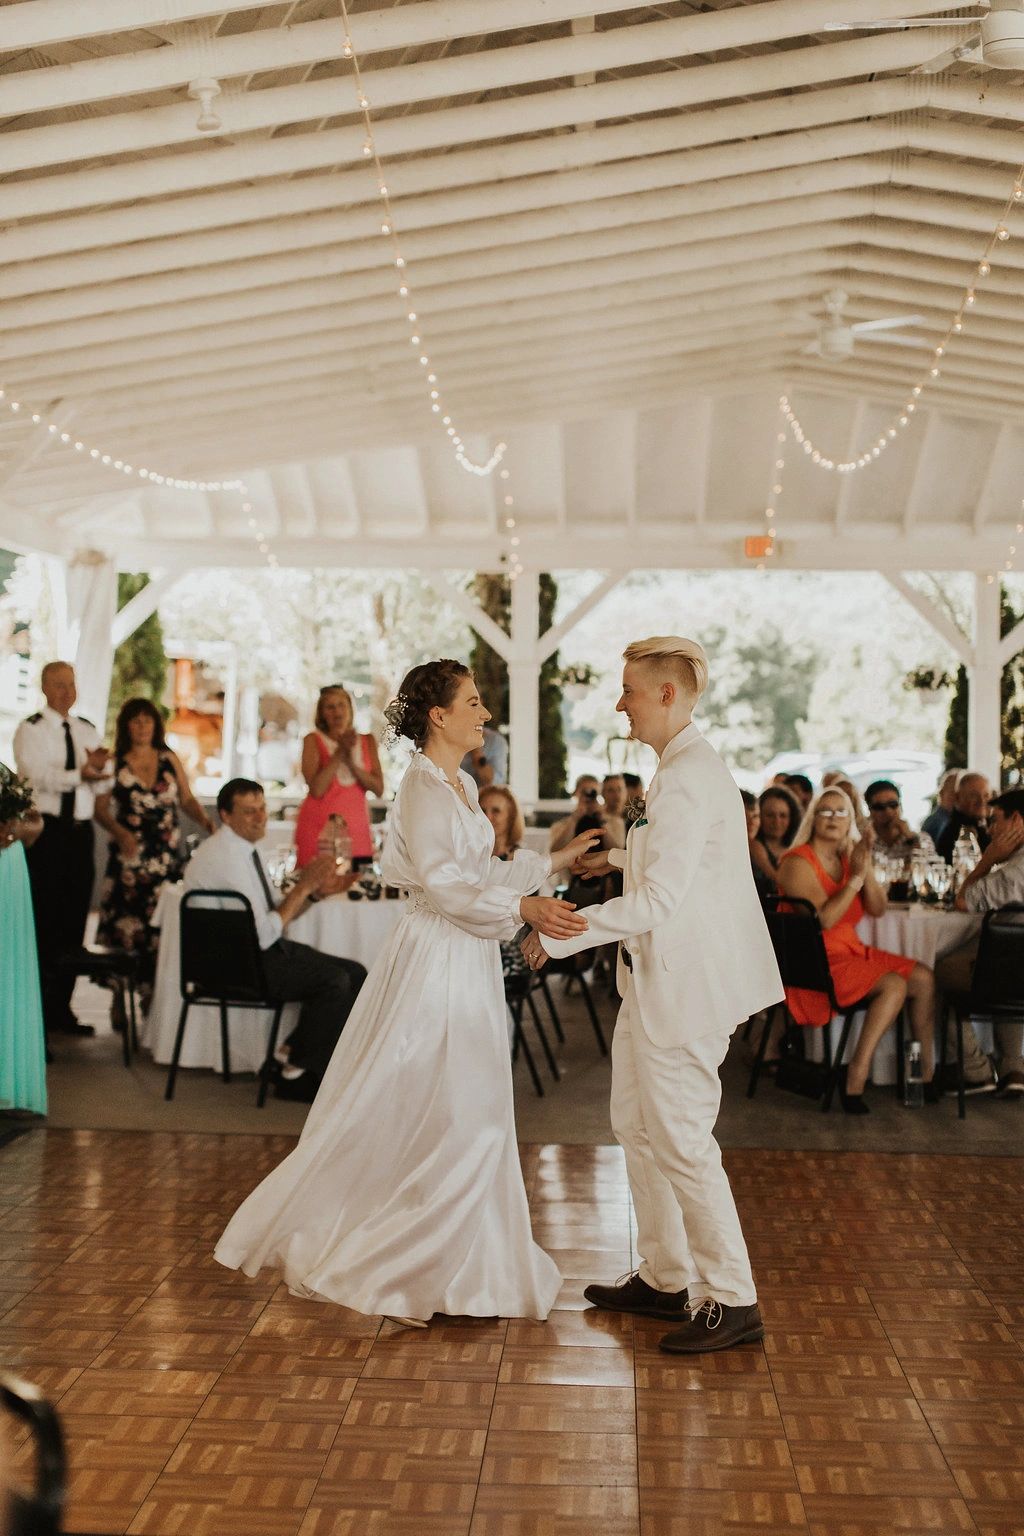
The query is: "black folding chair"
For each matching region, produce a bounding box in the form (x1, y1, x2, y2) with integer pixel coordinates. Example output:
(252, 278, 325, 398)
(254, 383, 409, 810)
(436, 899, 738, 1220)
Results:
(58, 945, 140, 1066)
(165, 890, 285, 1106)
(1, 1370, 66, 1536)
(749, 895, 899, 1112)
(943, 902, 1024, 1120)
(505, 972, 561, 1096)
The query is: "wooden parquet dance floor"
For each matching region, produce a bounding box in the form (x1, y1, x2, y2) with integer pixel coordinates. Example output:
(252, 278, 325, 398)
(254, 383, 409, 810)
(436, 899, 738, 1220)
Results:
(1, 1130, 1023, 1536)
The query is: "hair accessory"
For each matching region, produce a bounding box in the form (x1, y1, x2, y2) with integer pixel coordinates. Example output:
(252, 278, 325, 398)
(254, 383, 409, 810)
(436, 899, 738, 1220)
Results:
(382, 693, 407, 748)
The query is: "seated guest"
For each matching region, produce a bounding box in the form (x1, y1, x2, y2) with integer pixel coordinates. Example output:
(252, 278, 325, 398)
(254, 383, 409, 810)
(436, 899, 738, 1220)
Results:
(461, 724, 508, 789)
(13, 661, 112, 1042)
(0, 788, 47, 1112)
(783, 773, 814, 812)
(186, 778, 367, 1102)
(479, 785, 524, 860)
(741, 790, 773, 899)
(549, 774, 626, 853)
(865, 779, 934, 858)
(752, 784, 800, 885)
(936, 788, 1024, 1096)
(94, 698, 214, 1012)
(601, 773, 628, 820)
(936, 771, 991, 864)
(922, 768, 961, 846)
(777, 787, 936, 1113)
(294, 686, 383, 869)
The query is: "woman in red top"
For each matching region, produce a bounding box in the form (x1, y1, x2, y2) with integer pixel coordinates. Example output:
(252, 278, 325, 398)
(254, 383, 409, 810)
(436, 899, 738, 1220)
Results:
(294, 686, 384, 867)
(777, 786, 936, 1113)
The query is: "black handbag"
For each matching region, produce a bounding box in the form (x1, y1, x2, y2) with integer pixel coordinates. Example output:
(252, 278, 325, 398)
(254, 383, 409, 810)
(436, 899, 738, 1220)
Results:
(774, 1026, 828, 1099)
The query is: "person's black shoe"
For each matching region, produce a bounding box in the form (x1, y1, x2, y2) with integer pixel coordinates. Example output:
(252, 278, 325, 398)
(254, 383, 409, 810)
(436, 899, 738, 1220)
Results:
(837, 1064, 869, 1115)
(273, 1072, 319, 1104)
(52, 1017, 95, 1038)
(659, 1300, 765, 1355)
(583, 1271, 688, 1319)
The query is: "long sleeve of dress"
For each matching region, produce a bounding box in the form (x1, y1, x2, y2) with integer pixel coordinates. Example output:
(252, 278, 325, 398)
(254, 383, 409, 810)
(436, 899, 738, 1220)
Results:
(486, 848, 550, 896)
(386, 770, 528, 941)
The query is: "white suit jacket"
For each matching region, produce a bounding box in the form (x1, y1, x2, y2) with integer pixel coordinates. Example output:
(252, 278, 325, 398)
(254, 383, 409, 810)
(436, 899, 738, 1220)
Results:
(541, 722, 783, 1046)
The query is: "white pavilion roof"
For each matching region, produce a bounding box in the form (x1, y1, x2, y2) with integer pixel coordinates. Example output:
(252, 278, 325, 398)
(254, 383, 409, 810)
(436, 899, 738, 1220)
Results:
(1, 0, 1022, 571)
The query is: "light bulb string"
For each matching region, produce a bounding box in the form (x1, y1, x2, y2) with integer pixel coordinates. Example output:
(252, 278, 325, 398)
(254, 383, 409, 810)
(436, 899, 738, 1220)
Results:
(338, 0, 506, 479)
(780, 156, 1024, 475)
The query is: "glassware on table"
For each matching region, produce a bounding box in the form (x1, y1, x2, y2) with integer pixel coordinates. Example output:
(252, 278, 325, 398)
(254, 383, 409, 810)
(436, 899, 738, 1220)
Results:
(887, 854, 911, 904)
(928, 860, 952, 906)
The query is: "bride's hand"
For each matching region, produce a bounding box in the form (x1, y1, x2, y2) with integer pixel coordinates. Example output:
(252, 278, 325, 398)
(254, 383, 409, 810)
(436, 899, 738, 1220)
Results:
(549, 828, 603, 874)
(519, 895, 589, 939)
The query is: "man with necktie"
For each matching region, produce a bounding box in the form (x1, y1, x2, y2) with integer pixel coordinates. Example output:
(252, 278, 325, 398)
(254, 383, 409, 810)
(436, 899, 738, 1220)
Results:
(14, 661, 112, 1042)
(184, 779, 367, 1101)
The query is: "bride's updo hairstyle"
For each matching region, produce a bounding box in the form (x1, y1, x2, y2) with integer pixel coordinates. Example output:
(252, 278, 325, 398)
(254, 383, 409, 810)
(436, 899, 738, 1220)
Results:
(384, 659, 471, 748)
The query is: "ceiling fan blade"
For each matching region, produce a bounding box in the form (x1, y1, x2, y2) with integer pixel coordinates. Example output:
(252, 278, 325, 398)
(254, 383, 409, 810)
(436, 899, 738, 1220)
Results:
(912, 33, 983, 68)
(823, 17, 982, 28)
(851, 314, 925, 332)
(856, 331, 931, 348)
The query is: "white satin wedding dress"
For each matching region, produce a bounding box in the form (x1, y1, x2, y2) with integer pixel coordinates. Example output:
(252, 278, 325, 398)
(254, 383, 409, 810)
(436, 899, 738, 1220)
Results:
(214, 751, 561, 1322)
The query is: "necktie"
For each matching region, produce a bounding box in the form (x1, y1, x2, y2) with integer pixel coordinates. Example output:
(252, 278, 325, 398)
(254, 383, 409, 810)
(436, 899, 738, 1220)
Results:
(60, 721, 76, 821)
(252, 849, 276, 911)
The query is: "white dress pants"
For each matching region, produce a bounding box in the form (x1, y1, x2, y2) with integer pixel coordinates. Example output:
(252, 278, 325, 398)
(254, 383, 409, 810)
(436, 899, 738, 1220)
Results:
(610, 984, 756, 1308)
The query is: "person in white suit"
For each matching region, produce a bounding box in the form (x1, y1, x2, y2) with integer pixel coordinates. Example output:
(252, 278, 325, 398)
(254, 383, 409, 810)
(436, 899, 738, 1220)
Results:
(522, 636, 783, 1354)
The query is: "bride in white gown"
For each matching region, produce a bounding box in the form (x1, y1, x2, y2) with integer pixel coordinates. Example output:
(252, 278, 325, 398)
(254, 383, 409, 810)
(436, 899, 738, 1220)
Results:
(215, 659, 599, 1324)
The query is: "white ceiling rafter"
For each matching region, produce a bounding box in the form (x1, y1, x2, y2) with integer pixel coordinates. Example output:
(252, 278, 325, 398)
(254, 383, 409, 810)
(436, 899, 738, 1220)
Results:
(0, 0, 1022, 571)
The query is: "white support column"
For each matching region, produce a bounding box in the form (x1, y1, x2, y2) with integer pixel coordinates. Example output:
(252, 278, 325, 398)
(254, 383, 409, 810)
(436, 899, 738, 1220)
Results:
(509, 573, 541, 803)
(60, 549, 119, 729)
(970, 573, 1002, 786)
(110, 569, 182, 647)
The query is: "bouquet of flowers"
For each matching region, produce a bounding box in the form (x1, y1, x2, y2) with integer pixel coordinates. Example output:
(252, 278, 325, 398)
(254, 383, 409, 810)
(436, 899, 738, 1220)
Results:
(0, 762, 35, 823)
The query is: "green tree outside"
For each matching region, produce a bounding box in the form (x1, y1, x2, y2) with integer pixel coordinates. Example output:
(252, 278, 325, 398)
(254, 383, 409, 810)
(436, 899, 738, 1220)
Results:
(943, 588, 1024, 783)
(106, 573, 169, 737)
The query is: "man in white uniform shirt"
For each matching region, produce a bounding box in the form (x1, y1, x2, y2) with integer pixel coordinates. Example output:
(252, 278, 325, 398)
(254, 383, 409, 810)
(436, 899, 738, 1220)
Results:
(14, 661, 112, 1041)
(522, 637, 783, 1354)
(185, 778, 367, 1101)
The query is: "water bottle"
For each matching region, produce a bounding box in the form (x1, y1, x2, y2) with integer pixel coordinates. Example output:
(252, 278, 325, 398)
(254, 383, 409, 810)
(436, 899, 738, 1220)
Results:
(330, 814, 352, 875)
(903, 1040, 924, 1108)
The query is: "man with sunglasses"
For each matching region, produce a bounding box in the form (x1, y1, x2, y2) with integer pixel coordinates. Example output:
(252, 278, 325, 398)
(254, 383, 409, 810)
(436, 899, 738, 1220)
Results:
(865, 780, 935, 859)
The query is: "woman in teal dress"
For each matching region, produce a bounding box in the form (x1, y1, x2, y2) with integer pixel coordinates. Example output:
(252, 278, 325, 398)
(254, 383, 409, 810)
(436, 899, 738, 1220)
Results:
(0, 795, 47, 1117)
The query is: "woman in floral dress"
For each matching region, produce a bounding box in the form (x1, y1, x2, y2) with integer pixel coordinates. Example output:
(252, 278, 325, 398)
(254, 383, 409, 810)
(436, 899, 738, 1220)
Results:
(95, 698, 213, 1002)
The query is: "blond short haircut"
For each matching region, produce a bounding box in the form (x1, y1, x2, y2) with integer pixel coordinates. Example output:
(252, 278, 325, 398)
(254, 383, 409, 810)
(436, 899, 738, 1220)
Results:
(622, 636, 708, 700)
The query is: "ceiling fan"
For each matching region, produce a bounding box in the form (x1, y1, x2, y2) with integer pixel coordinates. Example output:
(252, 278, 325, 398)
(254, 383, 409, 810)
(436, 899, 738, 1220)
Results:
(824, 0, 1024, 72)
(801, 289, 928, 360)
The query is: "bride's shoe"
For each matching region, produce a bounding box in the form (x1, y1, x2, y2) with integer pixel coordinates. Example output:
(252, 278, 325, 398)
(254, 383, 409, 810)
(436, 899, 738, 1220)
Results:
(383, 1315, 428, 1329)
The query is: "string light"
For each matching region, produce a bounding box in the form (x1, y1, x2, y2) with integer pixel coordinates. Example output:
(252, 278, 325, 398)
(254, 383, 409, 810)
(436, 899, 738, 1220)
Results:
(338, 0, 505, 480)
(498, 463, 524, 582)
(780, 158, 1024, 476)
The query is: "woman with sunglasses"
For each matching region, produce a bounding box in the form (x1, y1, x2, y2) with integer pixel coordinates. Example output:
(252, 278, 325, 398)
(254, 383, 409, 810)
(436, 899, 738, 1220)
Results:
(776, 786, 937, 1113)
(294, 686, 384, 868)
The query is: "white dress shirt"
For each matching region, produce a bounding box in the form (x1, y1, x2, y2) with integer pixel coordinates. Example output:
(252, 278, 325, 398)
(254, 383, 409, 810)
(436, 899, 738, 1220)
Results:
(13, 705, 110, 820)
(963, 844, 1024, 913)
(184, 825, 284, 950)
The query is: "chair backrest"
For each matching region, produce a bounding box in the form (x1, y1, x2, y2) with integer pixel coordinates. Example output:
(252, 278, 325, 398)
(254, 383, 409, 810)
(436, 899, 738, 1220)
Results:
(969, 902, 1024, 1015)
(180, 890, 269, 1003)
(760, 894, 837, 1007)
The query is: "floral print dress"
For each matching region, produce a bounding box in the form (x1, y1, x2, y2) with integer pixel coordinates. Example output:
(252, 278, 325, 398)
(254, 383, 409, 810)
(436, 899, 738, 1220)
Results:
(97, 752, 184, 981)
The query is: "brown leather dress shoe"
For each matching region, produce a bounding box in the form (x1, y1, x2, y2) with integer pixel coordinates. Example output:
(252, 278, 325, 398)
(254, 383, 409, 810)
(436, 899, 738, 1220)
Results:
(583, 1272, 689, 1319)
(659, 1299, 765, 1354)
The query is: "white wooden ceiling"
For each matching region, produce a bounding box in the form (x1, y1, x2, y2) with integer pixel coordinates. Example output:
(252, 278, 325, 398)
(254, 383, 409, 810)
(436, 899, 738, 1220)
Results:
(1, 0, 1022, 571)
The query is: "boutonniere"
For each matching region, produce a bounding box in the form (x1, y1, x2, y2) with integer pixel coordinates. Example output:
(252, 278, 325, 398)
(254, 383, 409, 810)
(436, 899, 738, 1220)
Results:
(625, 796, 647, 829)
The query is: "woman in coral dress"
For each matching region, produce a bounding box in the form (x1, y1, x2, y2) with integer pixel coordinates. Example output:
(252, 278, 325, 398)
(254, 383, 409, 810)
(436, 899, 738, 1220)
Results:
(216, 659, 599, 1324)
(777, 785, 936, 1113)
(294, 686, 383, 867)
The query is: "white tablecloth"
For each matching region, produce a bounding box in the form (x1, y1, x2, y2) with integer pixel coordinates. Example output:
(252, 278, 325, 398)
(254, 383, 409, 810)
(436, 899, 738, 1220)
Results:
(145, 883, 406, 1072)
(828, 906, 984, 1083)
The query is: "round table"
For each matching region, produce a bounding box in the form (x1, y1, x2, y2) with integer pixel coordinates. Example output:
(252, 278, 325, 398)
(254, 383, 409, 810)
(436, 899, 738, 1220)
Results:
(145, 883, 407, 1072)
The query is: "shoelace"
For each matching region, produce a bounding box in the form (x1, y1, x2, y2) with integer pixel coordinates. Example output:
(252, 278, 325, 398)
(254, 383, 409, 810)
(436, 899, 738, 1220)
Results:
(685, 1298, 723, 1330)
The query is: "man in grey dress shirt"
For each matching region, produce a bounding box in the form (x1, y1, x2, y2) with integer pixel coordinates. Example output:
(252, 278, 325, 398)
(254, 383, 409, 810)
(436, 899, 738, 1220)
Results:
(938, 787, 1024, 1096)
(185, 778, 367, 1101)
(14, 661, 112, 1041)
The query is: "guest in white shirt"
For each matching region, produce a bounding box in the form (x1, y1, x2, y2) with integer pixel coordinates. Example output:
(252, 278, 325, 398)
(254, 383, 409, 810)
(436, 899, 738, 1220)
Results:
(937, 788, 1024, 1097)
(13, 661, 112, 1042)
(185, 778, 367, 1102)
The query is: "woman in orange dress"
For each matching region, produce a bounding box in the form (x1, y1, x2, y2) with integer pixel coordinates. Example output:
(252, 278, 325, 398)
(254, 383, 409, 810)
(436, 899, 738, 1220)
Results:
(777, 786, 936, 1113)
(294, 686, 384, 868)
